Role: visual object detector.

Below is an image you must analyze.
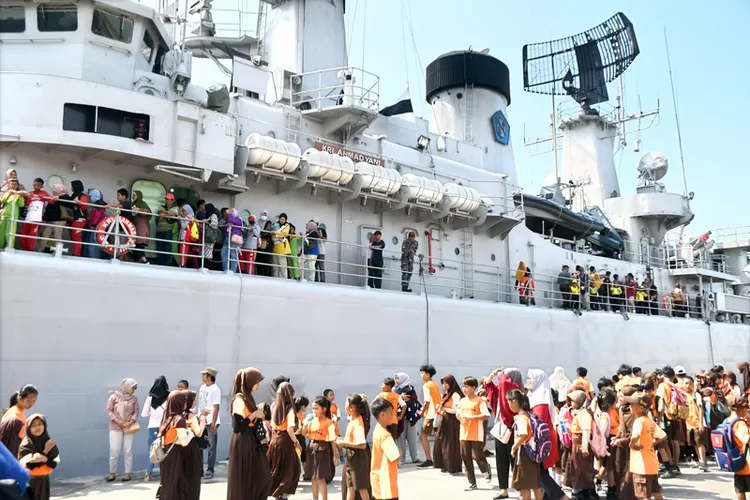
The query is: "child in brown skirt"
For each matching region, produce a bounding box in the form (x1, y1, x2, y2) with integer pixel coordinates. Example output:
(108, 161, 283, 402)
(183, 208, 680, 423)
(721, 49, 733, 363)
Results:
(506, 390, 542, 500)
(337, 393, 371, 500)
(564, 390, 597, 499)
(304, 397, 339, 500)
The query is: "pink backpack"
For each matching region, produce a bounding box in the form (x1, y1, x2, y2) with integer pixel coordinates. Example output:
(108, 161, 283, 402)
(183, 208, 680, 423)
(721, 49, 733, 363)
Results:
(587, 410, 609, 459)
(559, 406, 573, 449)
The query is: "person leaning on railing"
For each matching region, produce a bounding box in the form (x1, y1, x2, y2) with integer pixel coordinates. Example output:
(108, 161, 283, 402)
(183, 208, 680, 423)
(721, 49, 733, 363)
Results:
(36, 185, 72, 253)
(222, 209, 243, 273)
(0, 181, 26, 249)
(155, 193, 179, 266)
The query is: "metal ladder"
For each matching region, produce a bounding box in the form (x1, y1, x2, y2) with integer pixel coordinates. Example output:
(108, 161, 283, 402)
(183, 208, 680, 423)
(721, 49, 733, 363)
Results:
(461, 227, 475, 298)
(256, 2, 269, 60)
(464, 83, 475, 145)
(286, 111, 301, 144)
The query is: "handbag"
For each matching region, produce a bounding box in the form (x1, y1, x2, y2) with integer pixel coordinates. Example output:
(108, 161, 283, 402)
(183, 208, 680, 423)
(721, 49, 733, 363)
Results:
(149, 435, 176, 464)
(230, 234, 244, 245)
(198, 429, 211, 450)
(60, 204, 74, 222)
(123, 422, 140, 434)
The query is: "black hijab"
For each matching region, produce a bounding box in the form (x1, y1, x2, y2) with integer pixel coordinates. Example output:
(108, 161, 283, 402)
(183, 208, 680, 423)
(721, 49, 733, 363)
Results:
(149, 376, 170, 409)
(18, 414, 59, 463)
(272, 382, 295, 426)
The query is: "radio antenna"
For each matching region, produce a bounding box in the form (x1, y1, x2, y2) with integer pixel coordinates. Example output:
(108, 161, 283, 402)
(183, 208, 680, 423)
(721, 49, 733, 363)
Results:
(664, 27, 688, 197)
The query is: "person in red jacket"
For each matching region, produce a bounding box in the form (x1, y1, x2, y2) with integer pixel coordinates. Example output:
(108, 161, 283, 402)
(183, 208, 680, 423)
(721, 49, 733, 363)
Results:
(527, 369, 569, 500)
(18, 178, 50, 251)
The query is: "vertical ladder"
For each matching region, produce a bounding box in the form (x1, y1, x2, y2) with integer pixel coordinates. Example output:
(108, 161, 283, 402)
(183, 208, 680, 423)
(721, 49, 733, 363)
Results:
(286, 111, 301, 144)
(256, 2, 268, 60)
(464, 83, 475, 145)
(461, 227, 475, 298)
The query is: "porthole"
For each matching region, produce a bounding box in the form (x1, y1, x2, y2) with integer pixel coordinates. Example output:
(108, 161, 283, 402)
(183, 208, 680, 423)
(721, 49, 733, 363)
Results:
(367, 232, 373, 242)
(457, 92, 463, 99)
(454, 247, 460, 256)
(491, 254, 496, 262)
(392, 236, 399, 245)
(47, 175, 64, 189)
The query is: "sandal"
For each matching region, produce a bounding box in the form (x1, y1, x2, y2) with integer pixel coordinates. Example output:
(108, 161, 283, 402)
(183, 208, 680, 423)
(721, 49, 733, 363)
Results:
(122, 475, 131, 482)
(105, 475, 116, 482)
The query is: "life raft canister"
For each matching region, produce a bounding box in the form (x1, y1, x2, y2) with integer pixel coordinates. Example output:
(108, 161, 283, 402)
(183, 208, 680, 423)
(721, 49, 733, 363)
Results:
(96, 215, 137, 254)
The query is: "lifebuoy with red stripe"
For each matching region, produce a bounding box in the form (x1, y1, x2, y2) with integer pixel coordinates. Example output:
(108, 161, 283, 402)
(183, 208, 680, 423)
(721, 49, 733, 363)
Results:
(96, 215, 137, 255)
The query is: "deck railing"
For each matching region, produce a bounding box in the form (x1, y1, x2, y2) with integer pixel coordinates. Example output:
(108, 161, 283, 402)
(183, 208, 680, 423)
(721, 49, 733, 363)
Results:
(0, 199, 733, 324)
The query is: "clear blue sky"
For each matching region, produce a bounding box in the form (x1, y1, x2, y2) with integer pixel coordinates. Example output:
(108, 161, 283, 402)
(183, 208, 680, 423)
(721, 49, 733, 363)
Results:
(160, 0, 749, 233)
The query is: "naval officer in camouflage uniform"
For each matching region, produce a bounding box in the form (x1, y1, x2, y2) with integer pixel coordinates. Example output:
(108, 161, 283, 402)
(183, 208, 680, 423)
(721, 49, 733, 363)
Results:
(401, 231, 419, 292)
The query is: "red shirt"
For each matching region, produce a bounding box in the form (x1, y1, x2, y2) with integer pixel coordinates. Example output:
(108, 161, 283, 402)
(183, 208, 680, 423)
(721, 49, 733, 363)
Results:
(25, 189, 50, 207)
(531, 403, 560, 469)
(625, 280, 636, 298)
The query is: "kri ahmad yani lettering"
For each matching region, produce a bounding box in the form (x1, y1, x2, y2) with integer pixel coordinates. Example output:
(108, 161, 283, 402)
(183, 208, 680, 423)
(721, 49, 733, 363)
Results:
(315, 142, 385, 166)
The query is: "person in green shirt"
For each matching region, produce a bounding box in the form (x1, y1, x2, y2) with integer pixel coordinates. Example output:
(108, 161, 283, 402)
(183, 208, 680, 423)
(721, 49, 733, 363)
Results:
(0, 179, 27, 248)
(287, 223, 301, 280)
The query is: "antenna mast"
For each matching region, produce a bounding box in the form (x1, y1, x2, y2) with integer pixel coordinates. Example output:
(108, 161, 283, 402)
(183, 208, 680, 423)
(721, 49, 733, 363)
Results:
(664, 27, 688, 197)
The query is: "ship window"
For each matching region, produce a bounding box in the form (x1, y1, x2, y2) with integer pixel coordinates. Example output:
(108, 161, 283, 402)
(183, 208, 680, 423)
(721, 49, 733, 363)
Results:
(168, 186, 201, 209)
(392, 236, 399, 245)
(0, 6, 25, 33)
(97, 107, 150, 141)
(37, 4, 77, 32)
(91, 8, 133, 43)
(63, 103, 96, 133)
(141, 30, 155, 62)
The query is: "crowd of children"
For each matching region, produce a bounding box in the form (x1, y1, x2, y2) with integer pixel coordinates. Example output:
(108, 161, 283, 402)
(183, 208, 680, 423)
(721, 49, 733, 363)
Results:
(3, 361, 750, 500)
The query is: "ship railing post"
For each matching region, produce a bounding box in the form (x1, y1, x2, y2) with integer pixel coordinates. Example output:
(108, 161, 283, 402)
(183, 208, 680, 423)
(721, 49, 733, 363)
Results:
(113, 208, 120, 260)
(201, 218, 205, 270)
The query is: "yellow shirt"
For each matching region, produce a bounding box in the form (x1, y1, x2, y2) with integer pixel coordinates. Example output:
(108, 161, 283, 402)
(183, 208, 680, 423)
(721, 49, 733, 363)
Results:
(272, 224, 291, 254)
(371, 424, 399, 499)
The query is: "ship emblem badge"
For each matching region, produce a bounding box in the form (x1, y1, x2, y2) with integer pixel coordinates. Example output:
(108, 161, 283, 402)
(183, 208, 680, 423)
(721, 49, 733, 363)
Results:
(490, 110, 510, 145)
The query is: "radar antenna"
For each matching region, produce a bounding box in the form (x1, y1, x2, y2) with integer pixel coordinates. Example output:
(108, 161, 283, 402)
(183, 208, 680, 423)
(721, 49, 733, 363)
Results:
(522, 12, 639, 113)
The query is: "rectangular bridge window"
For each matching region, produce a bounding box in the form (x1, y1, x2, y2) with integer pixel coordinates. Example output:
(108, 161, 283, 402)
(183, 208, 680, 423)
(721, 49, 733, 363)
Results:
(0, 5, 25, 33)
(37, 4, 77, 32)
(92, 8, 134, 43)
(63, 103, 150, 141)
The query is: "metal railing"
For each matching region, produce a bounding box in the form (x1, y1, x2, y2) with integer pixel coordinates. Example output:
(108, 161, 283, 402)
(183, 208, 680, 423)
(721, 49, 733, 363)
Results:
(290, 66, 380, 112)
(715, 226, 750, 244)
(0, 203, 733, 324)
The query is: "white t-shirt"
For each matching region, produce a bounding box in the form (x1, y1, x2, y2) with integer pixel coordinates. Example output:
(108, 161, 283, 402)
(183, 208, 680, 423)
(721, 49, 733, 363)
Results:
(199, 383, 222, 425)
(141, 396, 166, 429)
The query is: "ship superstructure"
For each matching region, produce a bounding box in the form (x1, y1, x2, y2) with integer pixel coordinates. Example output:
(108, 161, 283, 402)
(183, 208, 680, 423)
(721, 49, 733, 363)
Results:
(0, 0, 749, 477)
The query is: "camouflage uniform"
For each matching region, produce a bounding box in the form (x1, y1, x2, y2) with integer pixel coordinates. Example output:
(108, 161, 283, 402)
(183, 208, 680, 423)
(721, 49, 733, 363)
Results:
(400, 238, 419, 291)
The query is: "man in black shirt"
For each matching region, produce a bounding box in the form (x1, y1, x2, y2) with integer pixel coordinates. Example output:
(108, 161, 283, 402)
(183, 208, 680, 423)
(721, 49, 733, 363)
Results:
(367, 231, 386, 289)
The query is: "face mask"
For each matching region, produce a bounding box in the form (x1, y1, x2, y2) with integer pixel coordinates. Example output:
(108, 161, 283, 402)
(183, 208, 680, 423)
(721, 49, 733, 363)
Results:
(261, 215, 268, 221)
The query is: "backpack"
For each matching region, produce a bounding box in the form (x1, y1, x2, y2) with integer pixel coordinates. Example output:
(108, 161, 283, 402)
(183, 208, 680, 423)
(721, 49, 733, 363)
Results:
(711, 417, 748, 472)
(203, 224, 219, 245)
(559, 406, 573, 449)
(523, 413, 552, 464)
(668, 385, 690, 420)
(588, 410, 609, 459)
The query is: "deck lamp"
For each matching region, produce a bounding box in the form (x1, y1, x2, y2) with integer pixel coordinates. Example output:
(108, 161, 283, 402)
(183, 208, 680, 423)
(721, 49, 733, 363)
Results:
(416, 135, 430, 151)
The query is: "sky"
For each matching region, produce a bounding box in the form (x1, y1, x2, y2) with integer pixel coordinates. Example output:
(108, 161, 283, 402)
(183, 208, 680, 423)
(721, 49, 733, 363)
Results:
(146, 0, 749, 233)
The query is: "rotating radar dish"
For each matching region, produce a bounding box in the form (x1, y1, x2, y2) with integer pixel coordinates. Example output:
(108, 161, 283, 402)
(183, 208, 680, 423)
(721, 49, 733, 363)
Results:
(637, 152, 669, 182)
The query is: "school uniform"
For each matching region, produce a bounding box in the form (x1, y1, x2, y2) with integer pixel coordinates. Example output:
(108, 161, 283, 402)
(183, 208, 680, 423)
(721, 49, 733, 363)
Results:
(268, 410, 301, 498)
(433, 393, 462, 474)
(685, 392, 708, 448)
(573, 378, 594, 401)
(656, 381, 685, 442)
(457, 395, 491, 486)
(227, 398, 271, 500)
(421, 380, 442, 436)
(732, 418, 750, 493)
(376, 391, 403, 439)
(630, 416, 667, 499)
(614, 405, 637, 500)
(371, 423, 400, 500)
(511, 412, 541, 490)
(305, 416, 336, 482)
(564, 409, 597, 493)
(342, 416, 370, 493)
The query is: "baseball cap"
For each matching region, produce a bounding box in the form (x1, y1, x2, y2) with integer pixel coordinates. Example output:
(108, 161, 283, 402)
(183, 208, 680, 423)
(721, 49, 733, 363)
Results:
(249, 215, 256, 222)
(674, 365, 687, 376)
(624, 392, 652, 409)
(165, 193, 175, 200)
(408, 231, 416, 237)
(201, 367, 218, 377)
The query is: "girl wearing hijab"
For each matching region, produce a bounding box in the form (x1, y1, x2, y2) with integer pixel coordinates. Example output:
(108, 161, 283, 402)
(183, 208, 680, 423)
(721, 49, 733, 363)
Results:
(85, 189, 107, 259)
(611, 386, 637, 500)
(303, 220, 320, 281)
(254, 209, 274, 276)
(0, 178, 26, 249)
(433, 374, 464, 475)
(483, 368, 523, 499)
(0, 385, 39, 458)
(158, 390, 204, 500)
(222, 208, 243, 273)
(549, 367, 572, 403)
(0, 169, 24, 193)
(105, 378, 139, 482)
(268, 382, 301, 499)
(142, 376, 169, 481)
(202, 205, 220, 270)
(394, 372, 420, 464)
(564, 390, 597, 499)
(67, 180, 88, 257)
(18, 414, 60, 500)
(129, 190, 152, 264)
(526, 369, 568, 500)
(228, 367, 271, 500)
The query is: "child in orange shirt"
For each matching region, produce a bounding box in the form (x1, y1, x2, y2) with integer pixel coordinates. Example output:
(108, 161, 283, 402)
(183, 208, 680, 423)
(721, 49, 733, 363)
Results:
(457, 377, 491, 491)
(18, 414, 60, 500)
(377, 378, 405, 440)
(370, 398, 400, 500)
(506, 389, 542, 500)
(324, 388, 343, 462)
(627, 392, 667, 500)
(573, 366, 594, 401)
(337, 393, 371, 500)
(303, 397, 338, 500)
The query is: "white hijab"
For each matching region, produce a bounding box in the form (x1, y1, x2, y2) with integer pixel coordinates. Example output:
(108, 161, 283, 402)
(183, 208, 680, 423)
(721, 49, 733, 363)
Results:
(548, 366, 571, 402)
(528, 369, 555, 418)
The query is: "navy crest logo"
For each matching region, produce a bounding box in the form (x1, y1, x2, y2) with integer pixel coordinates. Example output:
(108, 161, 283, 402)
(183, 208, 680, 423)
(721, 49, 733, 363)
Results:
(490, 110, 510, 145)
